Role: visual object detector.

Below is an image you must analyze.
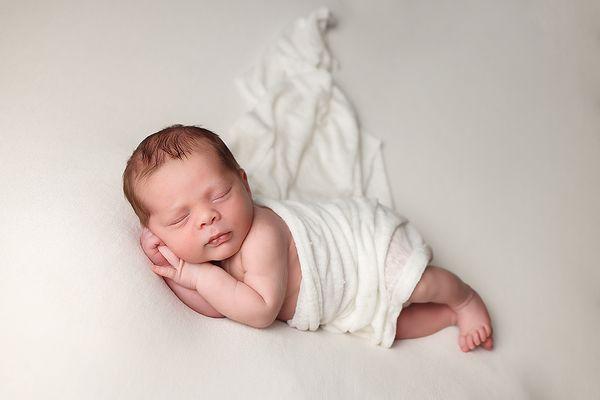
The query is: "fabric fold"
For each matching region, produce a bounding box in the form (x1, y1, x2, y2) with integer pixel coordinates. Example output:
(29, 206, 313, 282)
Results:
(227, 7, 394, 209)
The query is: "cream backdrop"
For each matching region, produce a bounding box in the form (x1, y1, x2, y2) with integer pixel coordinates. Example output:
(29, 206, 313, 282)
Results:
(1, 1, 598, 399)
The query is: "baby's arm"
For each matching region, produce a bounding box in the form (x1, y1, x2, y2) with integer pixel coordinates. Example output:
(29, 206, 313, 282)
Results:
(153, 223, 288, 329)
(162, 277, 224, 318)
(140, 227, 224, 318)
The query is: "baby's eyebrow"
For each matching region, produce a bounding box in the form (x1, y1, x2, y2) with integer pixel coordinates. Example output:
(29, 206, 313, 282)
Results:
(165, 205, 187, 216)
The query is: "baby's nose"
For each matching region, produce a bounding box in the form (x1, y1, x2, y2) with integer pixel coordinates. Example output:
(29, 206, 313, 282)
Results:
(197, 215, 217, 230)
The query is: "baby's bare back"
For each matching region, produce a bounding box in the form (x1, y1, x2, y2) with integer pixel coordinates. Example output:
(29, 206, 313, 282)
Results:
(221, 203, 302, 322)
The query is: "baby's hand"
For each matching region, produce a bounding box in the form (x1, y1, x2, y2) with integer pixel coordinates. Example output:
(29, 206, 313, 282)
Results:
(152, 246, 214, 291)
(140, 227, 170, 267)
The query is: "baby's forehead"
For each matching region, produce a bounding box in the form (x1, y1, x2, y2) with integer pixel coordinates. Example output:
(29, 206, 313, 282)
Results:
(138, 157, 233, 200)
(149, 149, 224, 176)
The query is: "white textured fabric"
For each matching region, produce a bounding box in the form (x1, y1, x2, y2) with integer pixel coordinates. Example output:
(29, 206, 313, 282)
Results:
(228, 7, 394, 209)
(254, 195, 432, 348)
(383, 223, 434, 325)
(228, 6, 433, 348)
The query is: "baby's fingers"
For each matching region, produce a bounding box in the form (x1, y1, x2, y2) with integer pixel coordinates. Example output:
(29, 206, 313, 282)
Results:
(158, 246, 180, 267)
(152, 264, 177, 280)
(151, 248, 171, 267)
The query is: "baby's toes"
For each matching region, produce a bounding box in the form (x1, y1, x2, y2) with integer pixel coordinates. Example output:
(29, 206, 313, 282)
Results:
(472, 331, 481, 346)
(467, 334, 475, 350)
(483, 324, 492, 337)
(477, 327, 488, 342)
(482, 336, 494, 350)
(459, 335, 469, 352)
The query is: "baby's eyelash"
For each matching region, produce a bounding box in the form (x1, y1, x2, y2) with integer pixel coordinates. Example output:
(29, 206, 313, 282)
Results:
(171, 215, 188, 226)
(215, 187, 231, 200)
(167, 188, 231, 226)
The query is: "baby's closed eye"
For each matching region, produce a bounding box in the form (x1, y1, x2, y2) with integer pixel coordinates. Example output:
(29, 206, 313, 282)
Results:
(170, 215, 189, 226)
(212, 187, 231, 202)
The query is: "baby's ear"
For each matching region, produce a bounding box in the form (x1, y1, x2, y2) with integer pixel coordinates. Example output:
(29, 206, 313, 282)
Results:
(239, 169, 252, 196)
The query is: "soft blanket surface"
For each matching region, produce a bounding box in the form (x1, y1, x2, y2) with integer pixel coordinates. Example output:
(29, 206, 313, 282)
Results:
(2, 2, 598, 399)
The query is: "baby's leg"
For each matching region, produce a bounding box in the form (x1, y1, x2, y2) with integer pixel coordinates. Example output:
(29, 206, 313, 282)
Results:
(395, 303, 457, 340)
(407, 265, 494, 352)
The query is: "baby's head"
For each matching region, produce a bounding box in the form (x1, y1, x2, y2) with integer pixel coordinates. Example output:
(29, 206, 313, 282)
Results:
(123, 124, 254, 263)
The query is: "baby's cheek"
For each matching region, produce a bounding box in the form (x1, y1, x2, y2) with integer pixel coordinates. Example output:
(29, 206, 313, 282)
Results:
(175, 239, 203, 263)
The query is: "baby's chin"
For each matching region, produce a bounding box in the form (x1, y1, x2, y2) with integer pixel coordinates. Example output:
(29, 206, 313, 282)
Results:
(190, 243, 241, 264)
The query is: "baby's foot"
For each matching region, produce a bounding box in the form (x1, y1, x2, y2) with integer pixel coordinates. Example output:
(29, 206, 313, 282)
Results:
(450, 285, 494, 352)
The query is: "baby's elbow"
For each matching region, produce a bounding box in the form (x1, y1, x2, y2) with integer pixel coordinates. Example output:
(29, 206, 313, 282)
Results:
(205, 312, 226, 319)
(253, 319, 275, 329)
(252, 310, 277, 329)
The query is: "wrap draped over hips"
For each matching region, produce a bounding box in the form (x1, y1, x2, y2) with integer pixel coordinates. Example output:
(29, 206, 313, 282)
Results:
(253, 195, 433, 348)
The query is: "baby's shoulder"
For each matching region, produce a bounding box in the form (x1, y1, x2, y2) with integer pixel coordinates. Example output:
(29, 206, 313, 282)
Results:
(239, 204, 291, 261)
(247, 204, 289, 240)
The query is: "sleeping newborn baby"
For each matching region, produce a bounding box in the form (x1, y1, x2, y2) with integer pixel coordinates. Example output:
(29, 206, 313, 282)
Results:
(123, 124, 493, 351)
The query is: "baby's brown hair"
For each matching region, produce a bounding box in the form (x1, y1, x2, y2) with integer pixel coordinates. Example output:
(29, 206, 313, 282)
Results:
(123, 124, 241, 226)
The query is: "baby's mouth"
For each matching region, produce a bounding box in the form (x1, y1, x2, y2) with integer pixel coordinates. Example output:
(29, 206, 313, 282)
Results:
(206, 231, 232, 246)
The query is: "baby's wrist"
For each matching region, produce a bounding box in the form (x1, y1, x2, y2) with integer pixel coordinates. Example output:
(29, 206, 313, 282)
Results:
(194, 263, 216, 293)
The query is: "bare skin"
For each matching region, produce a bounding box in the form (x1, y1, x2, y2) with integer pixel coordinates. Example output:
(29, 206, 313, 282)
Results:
(141, 205, 303, 322)
(137, 150, 301, 328)
(215, 204, 302, 323)
(397, 266, 494, 352)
